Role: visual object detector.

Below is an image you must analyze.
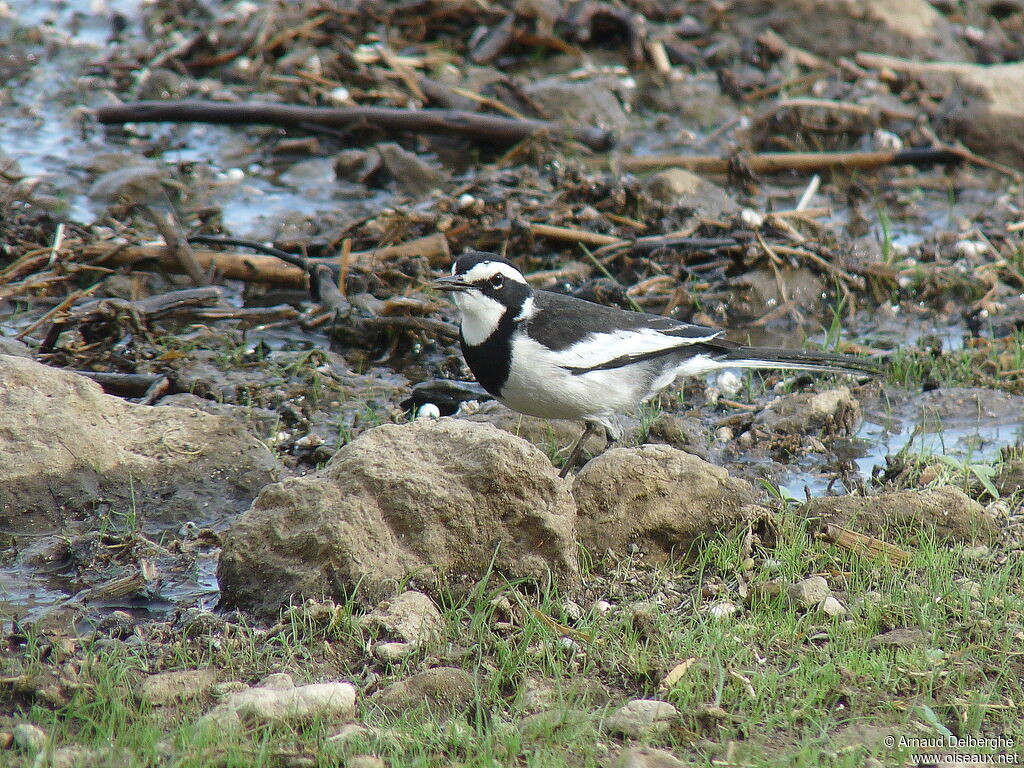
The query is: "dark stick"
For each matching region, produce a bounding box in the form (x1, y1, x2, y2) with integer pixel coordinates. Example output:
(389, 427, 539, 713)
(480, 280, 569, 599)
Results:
(95, 101, 615, 151)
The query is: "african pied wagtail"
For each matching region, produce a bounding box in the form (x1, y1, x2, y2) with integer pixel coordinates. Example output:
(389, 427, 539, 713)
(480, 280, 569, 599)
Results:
(434, 251, 876, 478)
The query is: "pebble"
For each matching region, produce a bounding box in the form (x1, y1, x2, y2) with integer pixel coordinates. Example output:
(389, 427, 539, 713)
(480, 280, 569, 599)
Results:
(604, 699, 678, 738)
(740, 208, 765, 228)
(705, 601, 739, 620)
(820, 595, 846, 617)
(416, 403, 441, 420)
(617, 746, 689, 768)
(787, 576, 831, 608)
(12, 724, 46, 754)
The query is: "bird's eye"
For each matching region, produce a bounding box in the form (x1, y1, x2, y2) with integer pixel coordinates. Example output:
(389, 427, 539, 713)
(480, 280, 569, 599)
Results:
(489, 275, 504, 289)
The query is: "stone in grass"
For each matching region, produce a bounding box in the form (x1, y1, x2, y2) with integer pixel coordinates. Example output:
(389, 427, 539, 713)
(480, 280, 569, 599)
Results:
(370, 667, 475, 722)
(617, 746, 690, 768)
(358, 591, 444, 662)
(346, 757, 386, 768)
(196, 673, 355, 732)
(786, 576, 831, 609)
(140, 668, 216, 706)
(573, 445, 758, 562)
(820, 595, 846, 617)
(12, 723, 46, 753)
(41, 745, 132, 768)
(603, 699, 678, 739)
(218, 419, 579, 616)
(868, 628, 926, 650)
(799, 487, 997, 545)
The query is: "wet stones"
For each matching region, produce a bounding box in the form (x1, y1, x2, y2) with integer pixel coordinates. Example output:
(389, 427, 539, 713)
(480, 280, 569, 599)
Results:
(753, 387, 861, 437)
(0, 355, 282, 532)
(573, 445, 759, 561)
(217, 419, 580, 616)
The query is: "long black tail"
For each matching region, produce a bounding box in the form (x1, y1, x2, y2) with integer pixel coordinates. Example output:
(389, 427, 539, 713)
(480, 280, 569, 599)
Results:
(717, 346, 879, 375)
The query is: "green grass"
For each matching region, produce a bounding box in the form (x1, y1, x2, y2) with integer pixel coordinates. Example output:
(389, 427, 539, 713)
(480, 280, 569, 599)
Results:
(884, 332, 1024, 394)
(4, 511, 1023, 767)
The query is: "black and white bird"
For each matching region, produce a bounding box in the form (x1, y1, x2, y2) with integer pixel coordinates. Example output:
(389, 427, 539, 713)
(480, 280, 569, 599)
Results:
(434, 251, 876, 477)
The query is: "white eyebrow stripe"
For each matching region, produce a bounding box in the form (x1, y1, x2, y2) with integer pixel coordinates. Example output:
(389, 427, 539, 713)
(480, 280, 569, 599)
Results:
(460, 261, 528, 284)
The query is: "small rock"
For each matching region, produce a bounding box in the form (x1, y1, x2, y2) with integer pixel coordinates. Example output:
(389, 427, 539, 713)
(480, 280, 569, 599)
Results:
(347, 757, 386, 768)
(140, 669, 216, 706)
(753, 387, 861, 436)
(258, 672, 295, 690)
(787, 576, 831, 608)
(617, 746, 689, 768)
(41, 745, 131, 768)
(326, 723, 376, 744)
(820, 595, 846, 617)
(645, 414, 710, 460)
(705, 601, 739, 620)
(643, 169, 739, 219)
(360, 591, 444, 662)
(371, 667, 475, 721)
(94, 610, 135, 639)
(197, 679, 356, 732)
(938, 62, 1024, 168)
(524, 76, 629, 131)
(739, 208, 765, 228)
(868, 627, 925, 650)
(573, 445, 758, 561)
(603, 699, 677, 738)
(800, 487, 997, 544)
(12, 724, 46, 753)
(375, 143, 448, 196)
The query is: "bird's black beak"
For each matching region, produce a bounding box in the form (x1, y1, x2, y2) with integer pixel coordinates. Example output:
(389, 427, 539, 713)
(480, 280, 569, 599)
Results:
(432, 275, 472, 292)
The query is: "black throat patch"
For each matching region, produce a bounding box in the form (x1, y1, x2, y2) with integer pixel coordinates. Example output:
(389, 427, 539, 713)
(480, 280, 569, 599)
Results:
(460, 307, 518, 397)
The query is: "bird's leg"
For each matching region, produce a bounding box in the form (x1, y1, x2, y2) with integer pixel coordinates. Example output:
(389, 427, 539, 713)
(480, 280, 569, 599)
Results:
(559, 422, 598, 479)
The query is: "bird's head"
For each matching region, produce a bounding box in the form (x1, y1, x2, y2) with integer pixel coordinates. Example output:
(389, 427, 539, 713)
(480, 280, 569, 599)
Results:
(433, 252, 534, 345)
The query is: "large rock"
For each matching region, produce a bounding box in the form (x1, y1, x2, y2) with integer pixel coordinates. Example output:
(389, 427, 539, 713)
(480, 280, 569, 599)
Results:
(938, 63, 1024, 170)
(853, 58, 1024, 169)
(217, 419, 579, 616)
(573, 445, 758, 561)
(800, 487, 997, 543)
(0, 355, 281, 533)
(755, 0, 965, 60)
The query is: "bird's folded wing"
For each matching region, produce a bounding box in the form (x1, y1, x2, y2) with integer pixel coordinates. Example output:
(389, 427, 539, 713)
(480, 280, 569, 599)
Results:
(558, 326, 722, 375)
